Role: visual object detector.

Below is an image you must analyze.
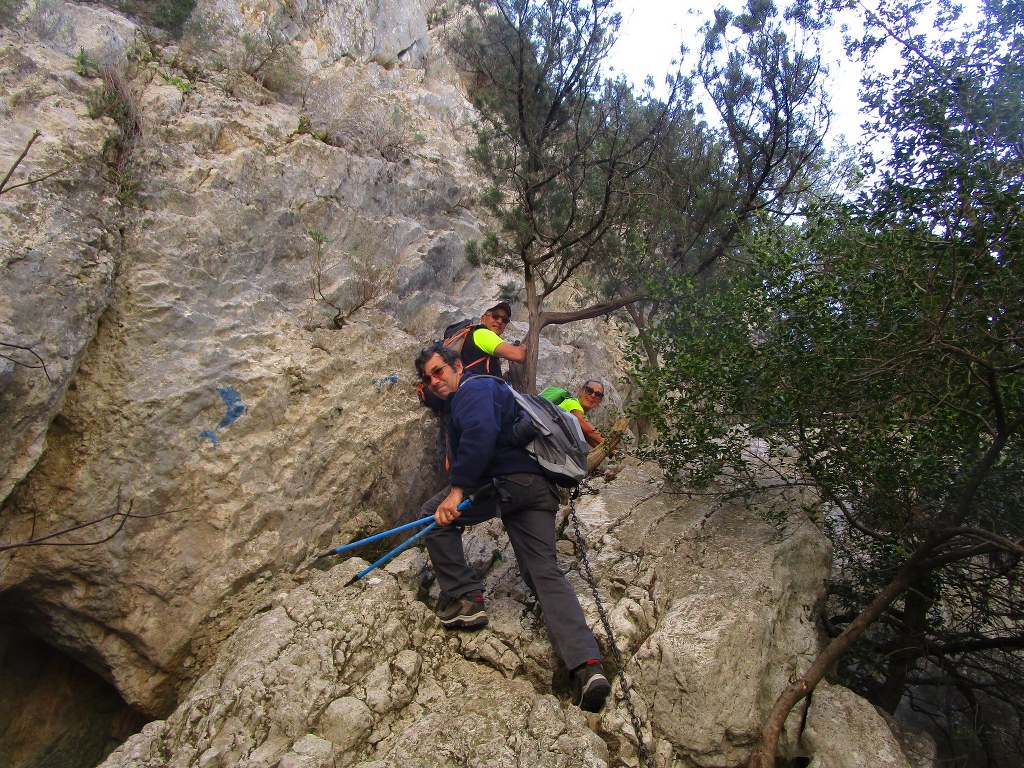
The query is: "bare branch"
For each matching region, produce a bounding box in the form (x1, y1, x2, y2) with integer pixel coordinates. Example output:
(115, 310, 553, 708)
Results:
(0, 129, 68, 196)
(0, 341, 53, 381)
(0, 489, 162, 552)
(539, 294, 644, 327)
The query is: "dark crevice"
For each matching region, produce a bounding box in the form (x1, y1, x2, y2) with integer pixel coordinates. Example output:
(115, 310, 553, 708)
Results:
(0, 622, 149, 768)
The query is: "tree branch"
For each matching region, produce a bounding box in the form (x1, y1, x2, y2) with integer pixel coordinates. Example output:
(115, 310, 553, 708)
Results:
(539, 294, 644, 327)
(0, 341, 53, 382)
(0, 489, 157, 552)
(0, 129, 68, 197)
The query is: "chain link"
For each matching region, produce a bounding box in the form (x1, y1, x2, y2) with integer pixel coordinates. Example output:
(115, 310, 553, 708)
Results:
(569, 492, 654, 768)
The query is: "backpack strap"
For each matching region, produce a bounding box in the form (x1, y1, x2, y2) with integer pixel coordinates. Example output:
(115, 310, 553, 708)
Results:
(444, 326, 471, 345)
(463, 355, 490, 373)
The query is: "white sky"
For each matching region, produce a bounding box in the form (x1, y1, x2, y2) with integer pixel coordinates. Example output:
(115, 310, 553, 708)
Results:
(607, 1, 982, 148)
(605, 2, 872, 147)
(605, 4, 700, 91)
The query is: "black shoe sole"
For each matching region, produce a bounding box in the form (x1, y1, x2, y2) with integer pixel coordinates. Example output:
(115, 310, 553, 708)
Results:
(577, 674, 611, 712)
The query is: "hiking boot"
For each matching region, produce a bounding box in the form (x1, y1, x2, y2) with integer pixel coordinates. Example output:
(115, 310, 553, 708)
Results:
(572, 660, 611, 712)
(436, 590, 488, 630)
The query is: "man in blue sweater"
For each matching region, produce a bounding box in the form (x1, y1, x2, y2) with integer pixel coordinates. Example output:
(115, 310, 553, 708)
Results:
(413, 342, 611, 713)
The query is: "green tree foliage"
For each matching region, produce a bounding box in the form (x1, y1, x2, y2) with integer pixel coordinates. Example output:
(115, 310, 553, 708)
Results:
(450, 0, 832, 394)
(614, 0, 836, 380)
(0, 0, 26, 28)
(449, 0, 681, 392)
(632, 1, 1024, 765)
(696, 0, 832, 264)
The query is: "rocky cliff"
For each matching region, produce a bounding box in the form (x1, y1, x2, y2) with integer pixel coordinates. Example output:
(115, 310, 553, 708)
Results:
(1, 2, 934, 767)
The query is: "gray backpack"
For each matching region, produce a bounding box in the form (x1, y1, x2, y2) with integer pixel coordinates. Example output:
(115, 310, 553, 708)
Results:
(476, 376, 589, 488)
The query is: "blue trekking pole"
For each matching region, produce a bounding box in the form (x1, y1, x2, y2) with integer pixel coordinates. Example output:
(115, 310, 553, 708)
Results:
(315, 515, 435, 559)
(343, 520, 438, 586)
(342, 495, 477, 587)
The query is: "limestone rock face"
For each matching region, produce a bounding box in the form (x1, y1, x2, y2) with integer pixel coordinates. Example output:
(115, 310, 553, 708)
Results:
(606, 465, 832, 765)
(802, 683, 938, 768)
(97, 560, 610, 768)
(210, 0, 430, 68)
(2, 2, 932, 767)
(0, 39, 122, 502)
(95, 462, 928, 768)
(0, 0, 618, 719)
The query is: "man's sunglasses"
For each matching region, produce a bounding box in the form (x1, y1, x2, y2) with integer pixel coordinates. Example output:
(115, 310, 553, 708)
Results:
(583, 385, 604, 399)
(486, 312, 510, 323)
(422, 363, 450, 384)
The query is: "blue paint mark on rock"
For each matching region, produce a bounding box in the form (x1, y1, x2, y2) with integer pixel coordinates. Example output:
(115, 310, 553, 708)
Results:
(372, 372, 399, 390)
(216, 387, 246, 428)
(198, 387, 246, 448)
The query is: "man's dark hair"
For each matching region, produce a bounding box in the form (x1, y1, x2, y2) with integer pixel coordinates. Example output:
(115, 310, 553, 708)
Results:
(414, 341, 461, 378)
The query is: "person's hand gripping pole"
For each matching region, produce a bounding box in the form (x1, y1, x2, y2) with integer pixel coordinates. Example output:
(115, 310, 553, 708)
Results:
(343, 494, 476, 587)
(315, 516, 435, 560)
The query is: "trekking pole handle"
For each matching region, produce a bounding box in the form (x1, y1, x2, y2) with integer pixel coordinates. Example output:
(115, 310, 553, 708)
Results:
(317, 515, 435, 558)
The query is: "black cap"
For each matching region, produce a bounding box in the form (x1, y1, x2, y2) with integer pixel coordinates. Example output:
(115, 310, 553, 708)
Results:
(485, 301, 512, 318)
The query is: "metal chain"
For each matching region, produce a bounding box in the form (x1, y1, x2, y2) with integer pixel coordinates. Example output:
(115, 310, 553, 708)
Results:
(569, 492, 654, 768)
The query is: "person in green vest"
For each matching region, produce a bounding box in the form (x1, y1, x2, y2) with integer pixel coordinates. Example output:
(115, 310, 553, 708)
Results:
(421, 302, 528, 412)
(459, 301, 527, 377)
(556, 380, 605, 447)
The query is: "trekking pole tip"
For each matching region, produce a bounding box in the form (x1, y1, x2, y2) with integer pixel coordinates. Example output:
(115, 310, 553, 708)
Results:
(343, 574, 360, 587)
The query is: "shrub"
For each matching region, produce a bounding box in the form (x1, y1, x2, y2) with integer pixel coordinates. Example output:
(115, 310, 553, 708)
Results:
(305, 230, 396, 330)
(377, 106, 425, 162)
(294, 115, 329, 143)
(302, 76, 426, 161)
(86, 67, 137, 127)
(236, 15, 302, 94)
(0, 0, 26, 28)
(157, 69, 193, 93)
(109, 0, 195, 38)
(74, 47, 98, 77)
(23, 0, 75, 44)
(177, 11, 224, 66)
(86, 60, 142, 204)
(154, 0, 195, 38)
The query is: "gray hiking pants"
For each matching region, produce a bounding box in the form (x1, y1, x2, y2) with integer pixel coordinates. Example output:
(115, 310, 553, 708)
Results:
(421, 473, 600, 671)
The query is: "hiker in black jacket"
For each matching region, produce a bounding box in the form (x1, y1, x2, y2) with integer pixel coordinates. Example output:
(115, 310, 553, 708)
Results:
(413, 342, 611, 713)
(418, 302, 526, 413)
(458, 301, 527, 377)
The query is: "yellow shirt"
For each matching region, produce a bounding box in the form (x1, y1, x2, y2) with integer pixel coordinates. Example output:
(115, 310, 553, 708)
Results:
(471, 327, 504, 355)
(559, 397, 584, 414)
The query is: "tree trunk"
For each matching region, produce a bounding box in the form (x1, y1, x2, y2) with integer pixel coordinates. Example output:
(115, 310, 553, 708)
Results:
(876, 582, 933, 713)
(747, 547, 936, 768)
(508, 270, 543, 395)
(508, 288, 644, 394)
(587, 416, 630, 472)
(624, 303, 659, 369)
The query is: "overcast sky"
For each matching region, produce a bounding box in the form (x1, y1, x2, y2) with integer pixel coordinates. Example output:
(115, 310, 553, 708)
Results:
(607, 1, 982, 149)
(605, 2, 871, 147)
